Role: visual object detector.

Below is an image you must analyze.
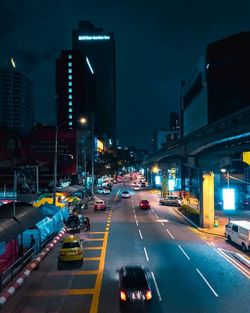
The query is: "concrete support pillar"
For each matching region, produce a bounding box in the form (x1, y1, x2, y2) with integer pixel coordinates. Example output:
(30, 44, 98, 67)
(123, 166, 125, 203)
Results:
(200, 172, 214, 228)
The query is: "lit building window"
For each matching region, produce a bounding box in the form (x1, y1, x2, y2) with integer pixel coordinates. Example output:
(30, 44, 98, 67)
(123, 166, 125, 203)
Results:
(68, 68, 72, 73)
(68, 82, 72, 86)
(68, 54, 72, 59)
(68, 62, 72, 67)
(68, 88, 72, 93)
(69, 108, 72, 112)
(69, 114, 73, 119)
(68, 75, 72, 80)
(69, 101, 72, 106)
(68, 95, 72, 99)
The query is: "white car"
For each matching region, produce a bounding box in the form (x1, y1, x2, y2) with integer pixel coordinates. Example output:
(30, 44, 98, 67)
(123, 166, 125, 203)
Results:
(134, 185, 140, 191)
(97, 187, 111, 194)
(121, 191, 131, 198)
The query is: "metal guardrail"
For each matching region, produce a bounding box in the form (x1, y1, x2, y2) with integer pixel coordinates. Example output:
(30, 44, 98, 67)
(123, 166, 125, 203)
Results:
(0, 231, 59, 290)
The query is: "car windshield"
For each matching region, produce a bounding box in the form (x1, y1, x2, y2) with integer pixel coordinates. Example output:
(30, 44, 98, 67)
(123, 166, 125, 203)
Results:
(141, 200, 148, 203)
(62, 241, 80, 249)
(96, 201, 104, 204)
(123, 191, 129, 194)
(121, 268, 148, 288)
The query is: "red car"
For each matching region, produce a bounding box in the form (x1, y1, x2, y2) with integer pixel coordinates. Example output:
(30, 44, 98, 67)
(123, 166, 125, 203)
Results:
(139, 200, 150, 210)
(94, 200, 106, 212)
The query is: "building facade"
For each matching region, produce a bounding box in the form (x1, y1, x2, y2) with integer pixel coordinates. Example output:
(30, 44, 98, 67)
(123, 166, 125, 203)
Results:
(180, 32, 250, 137)
(0, 59, 34, 133)
(72, 21, 116, 141)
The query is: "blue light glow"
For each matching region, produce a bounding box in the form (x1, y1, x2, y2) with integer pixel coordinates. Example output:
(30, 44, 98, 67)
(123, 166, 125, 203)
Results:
(68, 62, 72, 67)
(68, 82, 72, 86)
(68, 101, 72, 106)
(69, 121, 72, 126)
(86, 57, 94, 75)
(68, 95, 72, 99)
(69, 88, 72, 93)
(69, 114, 72, 119)
(168, 179, 175, 191)
(222, 188, 235, 210)
(155, 175, 161, 186)
(68, 75, 72, 80)
(69, 108, 72, 112)
(79, 35, 110, 41)
(68, 68, 72, 73)
(68, 54, 72, 59)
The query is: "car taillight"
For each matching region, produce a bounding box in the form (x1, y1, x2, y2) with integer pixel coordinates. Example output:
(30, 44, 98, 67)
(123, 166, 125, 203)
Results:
(120, 291, 127, 301)
(145, 290, 152, 300)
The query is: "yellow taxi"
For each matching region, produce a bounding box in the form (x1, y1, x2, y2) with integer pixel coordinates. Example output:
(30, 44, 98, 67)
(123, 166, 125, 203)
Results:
(59, 235, 83, 262)
(33, 193, 67, 208)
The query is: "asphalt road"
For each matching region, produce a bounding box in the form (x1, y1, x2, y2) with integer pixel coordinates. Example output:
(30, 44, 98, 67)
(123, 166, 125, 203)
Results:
(1, 181, 250, 313)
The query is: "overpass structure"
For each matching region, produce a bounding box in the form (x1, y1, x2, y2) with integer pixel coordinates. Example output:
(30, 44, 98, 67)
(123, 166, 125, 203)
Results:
(143, 106, 250, 228)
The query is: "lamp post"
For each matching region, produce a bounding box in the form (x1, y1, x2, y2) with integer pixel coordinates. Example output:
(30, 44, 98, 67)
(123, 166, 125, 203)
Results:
(221, 168, 229, 188)
(53, 119, 87, 205)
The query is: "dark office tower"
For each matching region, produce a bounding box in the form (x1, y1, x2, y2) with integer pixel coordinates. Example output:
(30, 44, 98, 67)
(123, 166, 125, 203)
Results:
(56, 50, 94, 128)
(72, 21, 116, 141)
(169, 112, 179, 130)
(0, 58, 34, 133)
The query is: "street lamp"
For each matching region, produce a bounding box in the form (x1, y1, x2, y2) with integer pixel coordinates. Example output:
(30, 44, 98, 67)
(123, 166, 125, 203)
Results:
(221, 168, 229, 188)
(53, 119, 86, 205)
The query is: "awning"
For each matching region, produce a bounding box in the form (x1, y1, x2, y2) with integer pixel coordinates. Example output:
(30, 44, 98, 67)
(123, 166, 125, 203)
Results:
(0, 202, 44, 243)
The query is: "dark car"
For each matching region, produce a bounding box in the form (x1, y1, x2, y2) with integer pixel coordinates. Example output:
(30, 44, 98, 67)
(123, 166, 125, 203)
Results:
(118, 265, 152, 305)
(66, 214, 90, 232)
(139, 200, 150, 210)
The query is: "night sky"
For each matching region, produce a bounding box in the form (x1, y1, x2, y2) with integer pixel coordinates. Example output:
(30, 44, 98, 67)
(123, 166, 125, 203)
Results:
(1, 0, 250, 150)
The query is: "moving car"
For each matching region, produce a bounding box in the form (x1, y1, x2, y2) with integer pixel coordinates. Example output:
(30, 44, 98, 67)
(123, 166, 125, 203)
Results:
(118, 265, 152, 305)
(134, 185, 140, 191)
(139, 200, 150, 210)
(65, 213, 90, 232)
(94, 199, 106, 211)
(122, 191, 131, 198)
(96, 187, 111, 194)
(159, 195, 182, 206)
(225, 220, 250, 252)
(58, 235, 83, 262)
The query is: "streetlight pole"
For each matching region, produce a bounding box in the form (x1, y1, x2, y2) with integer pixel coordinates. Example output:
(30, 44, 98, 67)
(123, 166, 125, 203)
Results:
(53, 122, 67, 205)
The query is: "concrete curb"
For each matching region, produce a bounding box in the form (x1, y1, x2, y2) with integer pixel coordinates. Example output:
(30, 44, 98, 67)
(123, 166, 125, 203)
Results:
(234, 253, 250, 269)
(0, 228, 66, 307)
(172, 207, 225, 238)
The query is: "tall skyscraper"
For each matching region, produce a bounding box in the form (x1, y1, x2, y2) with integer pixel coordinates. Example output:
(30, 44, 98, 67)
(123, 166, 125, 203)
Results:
(72, 21, 116, 141)
(0, 58, 34, 133)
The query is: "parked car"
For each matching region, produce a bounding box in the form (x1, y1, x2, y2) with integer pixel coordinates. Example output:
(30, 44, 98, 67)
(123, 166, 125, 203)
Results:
(122, 191, 131, 198)
(225, 220, 250, 252)
(94, 199, 106, 211)
(58, 235, 83, 263)
(118, 265, 152, 305)
(139, 200, 150, 210)
(159, 195, 182, 206)
(134, 185, 141, 191)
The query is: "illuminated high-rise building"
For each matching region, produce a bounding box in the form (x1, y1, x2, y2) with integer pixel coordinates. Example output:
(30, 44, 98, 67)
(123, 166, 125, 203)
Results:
(72, 21, 116, 141)
(0, 58, 34, 133)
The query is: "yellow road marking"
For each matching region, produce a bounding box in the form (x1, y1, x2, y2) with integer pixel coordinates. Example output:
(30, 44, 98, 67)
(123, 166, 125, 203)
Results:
(85, 238, 104, 241)
(84, 247, 103, 250)
(30, 289, 94, 297)
(105, 227, 109, 231)
(90, 231, 109, 313)
(83, 257, 101, 261)
(48, 270, 98, 276)
(106, 223, 110, 227)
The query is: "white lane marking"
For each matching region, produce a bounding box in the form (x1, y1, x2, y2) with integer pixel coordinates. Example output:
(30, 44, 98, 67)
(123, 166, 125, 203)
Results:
(152, 209, 155, 213)
(166, 228, 174, 239)
(151, 272, 162, 301)
(135, 219, 138, 226)
(196, 268, 219, 297)
(132, 198, 134, 208)
(154, 213, 159, 218)
(134, 213, 137, 219)
(144, 247, 149, 261)
(178, 245, 190, 260)
(138, 229, 143, 240)
(157, 219, 169, 223)
(160, 221, 164, 226)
